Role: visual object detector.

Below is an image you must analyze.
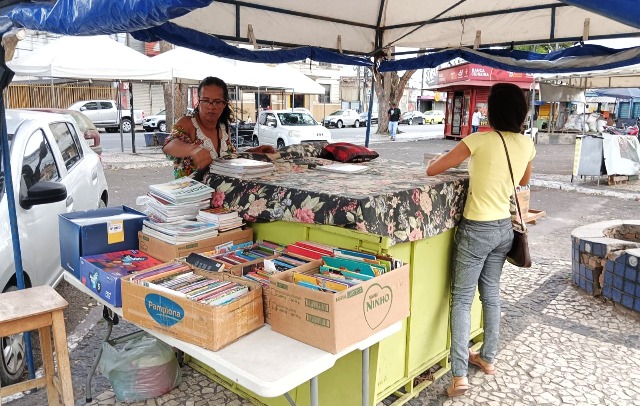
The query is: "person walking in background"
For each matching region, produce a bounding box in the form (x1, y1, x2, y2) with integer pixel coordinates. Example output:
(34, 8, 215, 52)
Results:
(426, 83, 536, 398)
(471, 107, 482, 133)
(388, 101, 401, 141)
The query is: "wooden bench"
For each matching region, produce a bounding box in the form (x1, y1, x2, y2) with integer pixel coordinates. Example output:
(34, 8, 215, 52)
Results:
(0, 286, 73, 405)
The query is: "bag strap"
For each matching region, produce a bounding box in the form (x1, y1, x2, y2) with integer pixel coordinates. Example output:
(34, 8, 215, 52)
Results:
(495, 130, 527, 231)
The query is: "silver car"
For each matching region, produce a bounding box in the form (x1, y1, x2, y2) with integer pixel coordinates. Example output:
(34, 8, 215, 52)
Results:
(0, 110, 109, 386)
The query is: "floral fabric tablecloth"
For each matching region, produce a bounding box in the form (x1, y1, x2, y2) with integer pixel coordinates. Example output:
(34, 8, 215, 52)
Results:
(207, 159, 468, 244)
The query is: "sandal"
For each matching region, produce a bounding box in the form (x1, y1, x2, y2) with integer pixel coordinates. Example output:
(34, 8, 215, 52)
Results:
(446, 376, 469, 397)
(469, 350, 497, 375)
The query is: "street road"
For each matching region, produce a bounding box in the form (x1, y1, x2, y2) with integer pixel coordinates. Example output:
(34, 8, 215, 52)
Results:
(98, 123, 445, 150)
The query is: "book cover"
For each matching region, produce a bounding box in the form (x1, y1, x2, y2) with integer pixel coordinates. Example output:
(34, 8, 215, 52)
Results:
(82, 250, 163, 274)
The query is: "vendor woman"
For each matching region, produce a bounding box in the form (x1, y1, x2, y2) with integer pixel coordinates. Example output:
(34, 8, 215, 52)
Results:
(163, 76, 271, 180)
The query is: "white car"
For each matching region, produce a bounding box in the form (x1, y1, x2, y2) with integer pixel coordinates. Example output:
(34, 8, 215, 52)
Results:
(143, 109, 167, 132)
(0, 110, 109, 386)
(253, 110, 332, 149)
(322, 109, 361, 128)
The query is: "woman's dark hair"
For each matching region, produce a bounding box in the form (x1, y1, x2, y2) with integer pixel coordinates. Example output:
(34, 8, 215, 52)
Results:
(196, 76, 233, 128)
(487, 83, 528, 133)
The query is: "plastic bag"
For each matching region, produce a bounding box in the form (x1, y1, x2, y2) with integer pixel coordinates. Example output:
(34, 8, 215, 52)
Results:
(99, 334, 182, 402)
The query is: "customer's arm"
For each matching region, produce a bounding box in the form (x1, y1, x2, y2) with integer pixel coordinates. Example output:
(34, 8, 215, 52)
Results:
(519, 161, 533, 186)
(426, 142, 471, 176)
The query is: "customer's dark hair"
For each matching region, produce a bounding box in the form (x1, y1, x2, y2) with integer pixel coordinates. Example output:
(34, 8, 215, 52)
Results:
(197, 76, 233, 128)
(488, 83, 528, 133)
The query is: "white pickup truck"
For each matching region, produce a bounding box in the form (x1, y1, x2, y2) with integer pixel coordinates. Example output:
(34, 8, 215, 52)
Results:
(68, 100, 144, 133)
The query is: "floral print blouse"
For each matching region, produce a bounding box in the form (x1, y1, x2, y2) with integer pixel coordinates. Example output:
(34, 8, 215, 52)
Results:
(164, 117, 236, 179)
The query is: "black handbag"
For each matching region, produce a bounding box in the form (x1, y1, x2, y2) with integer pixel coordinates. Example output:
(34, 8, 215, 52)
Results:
(496, 131, 532, 268)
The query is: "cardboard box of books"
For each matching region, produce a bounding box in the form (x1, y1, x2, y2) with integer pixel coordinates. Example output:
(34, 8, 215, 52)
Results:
(121, 262, 264, 351)
(79, 250, 163, 306)
(195, 243, 280, 276)
(59, 206, 147, 279)
(138, 227, 253, 263)
(269, 258, 410, 354)
(233, 257, 323, 324)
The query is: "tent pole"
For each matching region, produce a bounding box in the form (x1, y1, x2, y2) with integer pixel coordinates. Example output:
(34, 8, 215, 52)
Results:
(50, 76, 56, 108)
(117, 82, 123, 152)
(171, 74, 174, 126)
(130, 81, 136, 154)
(235, 85, 239, 147)
(0, 71, 36, 381)
(365, 64, 375, 148)
(530, 81, 536, 144)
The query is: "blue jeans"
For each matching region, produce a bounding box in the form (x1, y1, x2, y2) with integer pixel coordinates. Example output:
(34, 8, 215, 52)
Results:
(389, 121, 398, 139)
(472, 125, 479, 133)
(450, 217, 513, 377)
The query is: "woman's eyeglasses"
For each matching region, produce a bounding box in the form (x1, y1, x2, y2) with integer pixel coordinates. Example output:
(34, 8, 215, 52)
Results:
(199, 99, 227, 108)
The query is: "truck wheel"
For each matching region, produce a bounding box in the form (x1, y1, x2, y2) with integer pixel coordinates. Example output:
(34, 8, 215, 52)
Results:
(120, 118, 133, 133)
(252, 136, 259, 147)
(277, 139, 286, 149)
(158, 122, 167, 132)
(0, 285, 25, 386)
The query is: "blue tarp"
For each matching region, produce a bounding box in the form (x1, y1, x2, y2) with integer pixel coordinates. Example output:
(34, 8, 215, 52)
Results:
(1, 0, 639, 70)
(378, 45, 640, 74)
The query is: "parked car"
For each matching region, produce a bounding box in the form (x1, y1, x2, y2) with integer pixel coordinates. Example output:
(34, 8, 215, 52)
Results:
(68, 99, 144, 133)
(142, 109, 167, 132)
(29, 108, 102, 156)
(359, 110, 378, 125)
(400, 111, 426, 125)
(253, 110, 332, 149)
(423, 110, 445, 124)
(229, 120, 257, 147)
(322, 109, 361, 128)
(0, 109, 109, 386)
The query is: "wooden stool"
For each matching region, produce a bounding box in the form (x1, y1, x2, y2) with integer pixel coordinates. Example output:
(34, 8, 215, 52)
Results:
(0, 286, 73, 405)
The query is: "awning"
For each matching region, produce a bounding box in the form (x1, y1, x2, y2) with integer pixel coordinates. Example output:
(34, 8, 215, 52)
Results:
(428, 80, 533, 91)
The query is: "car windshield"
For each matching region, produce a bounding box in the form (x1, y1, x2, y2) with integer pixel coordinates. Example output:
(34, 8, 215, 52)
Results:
(277, 112, 317, 126)
(155, 109, 165, 115)
(330, 110, 344, 116)
(67, 111, 95, 132)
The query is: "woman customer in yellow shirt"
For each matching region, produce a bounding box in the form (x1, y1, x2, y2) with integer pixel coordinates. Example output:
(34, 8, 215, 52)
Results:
(426, 83, 536, 397)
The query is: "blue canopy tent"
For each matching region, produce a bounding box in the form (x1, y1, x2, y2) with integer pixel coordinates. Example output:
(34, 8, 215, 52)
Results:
(0, 0, 640, 381)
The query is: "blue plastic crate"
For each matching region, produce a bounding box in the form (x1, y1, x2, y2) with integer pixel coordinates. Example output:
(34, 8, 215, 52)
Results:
(613, 275, 624, 290)
(604, 270, 613, 286)
(603, 286, 612, 299)
(634, 299, 640, 313)
(614, 262, 626, 277)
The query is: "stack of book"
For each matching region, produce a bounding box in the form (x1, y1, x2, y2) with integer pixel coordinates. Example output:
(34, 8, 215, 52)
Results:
(131, 262, 249, 306)
(142, 219, 219, 245)
(197, 208, 243, 232)
(140, 177, 214, 222)
(209, 158, 274, 179)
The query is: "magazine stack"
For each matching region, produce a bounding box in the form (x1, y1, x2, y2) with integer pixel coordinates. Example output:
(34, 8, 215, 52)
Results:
(197, 208, 243, 232)
(141, 219, 219, 245)
(138, 177, 214, 222)
(209, 158, 274, 179)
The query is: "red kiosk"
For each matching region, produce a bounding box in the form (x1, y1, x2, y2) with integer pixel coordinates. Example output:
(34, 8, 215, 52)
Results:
(432, 63, 534, 139)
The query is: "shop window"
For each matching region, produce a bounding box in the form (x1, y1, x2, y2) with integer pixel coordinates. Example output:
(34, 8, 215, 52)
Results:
(475, 102, 488, 126)
(21, 129, 60, 191)
(462, 95, 470, 126)
(49, 122, 82, 170)
(318, 84, 331, 103)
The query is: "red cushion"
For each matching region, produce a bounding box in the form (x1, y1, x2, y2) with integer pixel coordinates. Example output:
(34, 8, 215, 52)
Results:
(320, 142, 379, 163)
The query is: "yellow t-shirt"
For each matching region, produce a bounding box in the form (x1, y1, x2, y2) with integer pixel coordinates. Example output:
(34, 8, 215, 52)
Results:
(461, 131, 536, 221)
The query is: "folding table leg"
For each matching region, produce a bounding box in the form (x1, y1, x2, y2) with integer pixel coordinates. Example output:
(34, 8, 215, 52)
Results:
(362, 347, 370, 406)
(284, 392, 297, 406)
(310, 376, 318, 406)
(85, 307, 115, 402)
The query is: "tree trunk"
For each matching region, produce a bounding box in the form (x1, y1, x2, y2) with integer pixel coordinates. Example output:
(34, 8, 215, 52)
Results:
(373, 64, 417, 135)
(158, 40, 188, 130)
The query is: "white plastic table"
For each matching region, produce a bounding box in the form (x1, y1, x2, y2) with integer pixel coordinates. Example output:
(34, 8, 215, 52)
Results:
(64, 272, 401, 406)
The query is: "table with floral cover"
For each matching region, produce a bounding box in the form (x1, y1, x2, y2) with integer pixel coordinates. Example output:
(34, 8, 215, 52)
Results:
(207, 158, 468, 244)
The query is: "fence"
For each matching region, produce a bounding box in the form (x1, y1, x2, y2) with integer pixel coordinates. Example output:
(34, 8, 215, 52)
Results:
(4, 84, 115, 109)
